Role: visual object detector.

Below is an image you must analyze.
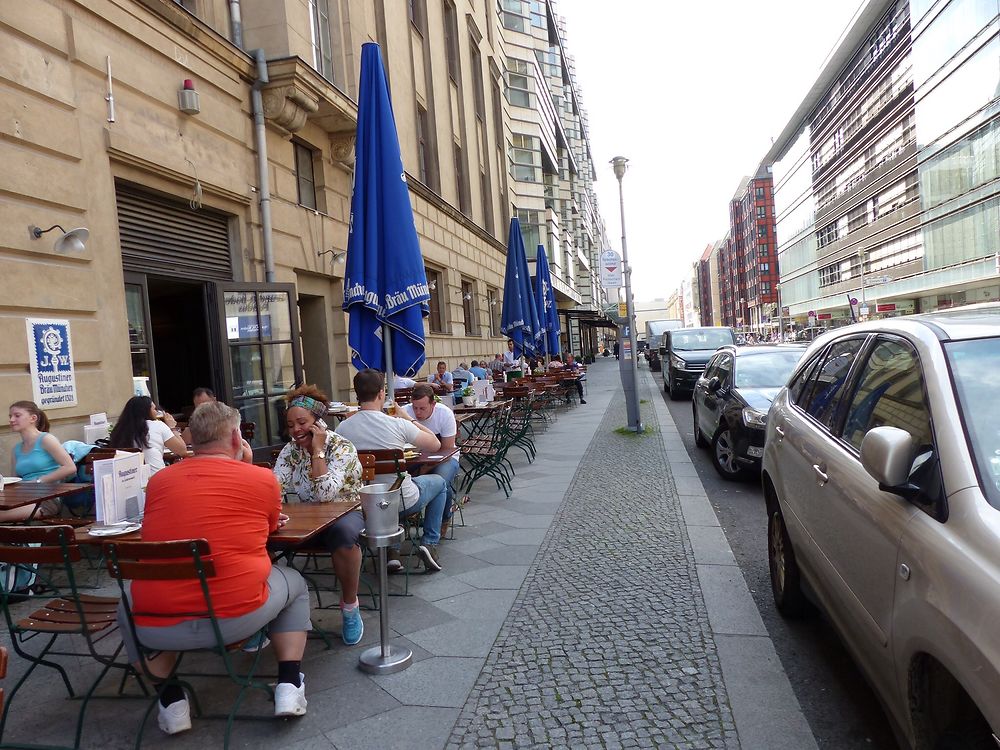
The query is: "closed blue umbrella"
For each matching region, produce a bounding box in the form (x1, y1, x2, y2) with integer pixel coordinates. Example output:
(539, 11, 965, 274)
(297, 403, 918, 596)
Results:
(534, 243, 561, 359)
(343, 43, 429, 392)
(501, 218, 542, 359)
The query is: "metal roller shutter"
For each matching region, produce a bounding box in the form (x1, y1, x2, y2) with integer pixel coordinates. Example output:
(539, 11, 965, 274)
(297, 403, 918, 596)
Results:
(116, 184, 234, 280)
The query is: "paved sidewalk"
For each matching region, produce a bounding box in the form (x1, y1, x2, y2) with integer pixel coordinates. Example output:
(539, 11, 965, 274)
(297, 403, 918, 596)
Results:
(0, 359, 815, 749)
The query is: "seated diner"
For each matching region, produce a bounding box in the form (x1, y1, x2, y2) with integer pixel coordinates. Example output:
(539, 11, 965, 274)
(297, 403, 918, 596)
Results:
(335, 369, 448, 572)
(181, 387, 253, 463)
(116, 401, 312, 736)
(272, 384, 365, 645)
(108, 396, 188, 474)
(5, 400, 77, 520)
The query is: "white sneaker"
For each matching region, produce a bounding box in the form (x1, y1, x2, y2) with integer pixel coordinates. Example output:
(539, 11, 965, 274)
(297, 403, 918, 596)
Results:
(274, 674, 307, 717)
(157, 697, 192, 735)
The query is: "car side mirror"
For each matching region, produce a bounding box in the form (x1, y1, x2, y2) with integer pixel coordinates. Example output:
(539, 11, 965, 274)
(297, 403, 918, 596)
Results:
(860, 426, 919, 494)
(707, 377, 722, 393)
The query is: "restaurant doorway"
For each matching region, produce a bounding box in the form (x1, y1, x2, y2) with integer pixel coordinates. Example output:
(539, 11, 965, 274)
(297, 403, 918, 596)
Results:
(124, 273, 216, 415)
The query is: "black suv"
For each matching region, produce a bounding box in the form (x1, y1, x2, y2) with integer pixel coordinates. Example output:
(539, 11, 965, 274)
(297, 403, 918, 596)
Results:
(691, 344, 805, 479)
(661, 327, 737, 399)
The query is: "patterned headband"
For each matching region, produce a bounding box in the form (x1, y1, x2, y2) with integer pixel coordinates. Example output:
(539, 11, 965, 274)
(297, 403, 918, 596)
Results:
(288, 395, 328, 418)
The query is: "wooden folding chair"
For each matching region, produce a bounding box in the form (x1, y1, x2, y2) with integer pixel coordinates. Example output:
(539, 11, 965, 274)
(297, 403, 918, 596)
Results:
(105, 539, 273, 749)
(0, 525, 128, 750)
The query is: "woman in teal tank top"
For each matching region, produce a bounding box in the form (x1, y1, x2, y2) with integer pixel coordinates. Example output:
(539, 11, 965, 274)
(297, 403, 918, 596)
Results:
(6, 401, 77, 521)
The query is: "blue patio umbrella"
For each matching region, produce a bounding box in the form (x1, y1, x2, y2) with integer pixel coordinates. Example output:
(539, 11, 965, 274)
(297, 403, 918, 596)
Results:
(343, 44, 429, 394)
(500, 218, 542, 359)
(534, 243, 561, 359)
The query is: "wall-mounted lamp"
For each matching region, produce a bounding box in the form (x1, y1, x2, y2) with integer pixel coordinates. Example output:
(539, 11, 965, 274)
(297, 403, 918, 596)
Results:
(428, 279, 437, 291)
(463, 292, 473, 301)
(29, 224, 89, 253)
(317, 249, 347, 263)
(178, 79, 201, 115)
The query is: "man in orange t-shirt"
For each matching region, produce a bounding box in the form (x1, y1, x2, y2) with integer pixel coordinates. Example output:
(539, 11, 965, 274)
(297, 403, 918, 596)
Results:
(117, 401, 312, 736)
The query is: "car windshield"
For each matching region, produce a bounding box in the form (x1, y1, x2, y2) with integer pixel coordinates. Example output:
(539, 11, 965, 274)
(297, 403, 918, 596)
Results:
(735, 350, 805, 388)
(672, 329, 733, 351)
(944, 336, 1000, 509)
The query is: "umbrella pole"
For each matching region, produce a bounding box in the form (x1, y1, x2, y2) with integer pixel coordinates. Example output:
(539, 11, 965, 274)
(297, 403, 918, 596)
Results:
(384, 323, 395, 402)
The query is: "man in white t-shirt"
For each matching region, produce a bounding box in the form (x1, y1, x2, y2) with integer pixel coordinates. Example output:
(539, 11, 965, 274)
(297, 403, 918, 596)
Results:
(401, 384, 459, 537)
(502, 339, 523, 371)
(335, 370, 448, 571)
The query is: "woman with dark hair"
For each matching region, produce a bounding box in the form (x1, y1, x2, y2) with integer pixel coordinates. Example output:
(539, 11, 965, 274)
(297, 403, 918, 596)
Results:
(273, 384, 365, 646)
(109, 396, 187, 474)
(6, 400, 77, 520)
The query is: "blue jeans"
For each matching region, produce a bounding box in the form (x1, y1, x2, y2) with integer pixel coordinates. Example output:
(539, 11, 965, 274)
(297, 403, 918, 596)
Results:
(406, 474, 448, 545)
(431, 459, 460, 519)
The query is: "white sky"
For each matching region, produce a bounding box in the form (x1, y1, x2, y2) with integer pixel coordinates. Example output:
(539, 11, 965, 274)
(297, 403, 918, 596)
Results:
(558, 1, 866, 302)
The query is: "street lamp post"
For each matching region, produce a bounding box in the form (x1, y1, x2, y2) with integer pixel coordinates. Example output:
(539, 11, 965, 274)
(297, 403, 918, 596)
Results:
(611, 156, 642, 433)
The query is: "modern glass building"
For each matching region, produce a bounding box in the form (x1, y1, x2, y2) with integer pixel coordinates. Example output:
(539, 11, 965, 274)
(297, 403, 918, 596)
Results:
(764, 0, 998, 327)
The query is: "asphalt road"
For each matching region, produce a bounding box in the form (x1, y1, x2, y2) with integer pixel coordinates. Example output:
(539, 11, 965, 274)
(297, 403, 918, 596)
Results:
(654, 364, 900, 750)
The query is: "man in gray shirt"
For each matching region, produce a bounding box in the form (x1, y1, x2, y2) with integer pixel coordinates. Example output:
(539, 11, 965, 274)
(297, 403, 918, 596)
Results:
(335, 369, 449, 571)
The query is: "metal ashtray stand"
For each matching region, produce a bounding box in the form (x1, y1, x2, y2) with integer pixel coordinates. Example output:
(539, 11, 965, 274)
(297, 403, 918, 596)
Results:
(358, 526, 412, 674)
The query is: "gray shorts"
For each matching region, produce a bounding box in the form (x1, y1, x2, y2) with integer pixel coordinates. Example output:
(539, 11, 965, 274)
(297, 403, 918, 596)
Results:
(118, 565, 312, 663)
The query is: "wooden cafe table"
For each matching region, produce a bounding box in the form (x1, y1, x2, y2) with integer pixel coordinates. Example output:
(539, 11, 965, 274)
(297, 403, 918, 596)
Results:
(0, 481, 93, 521)
(74, 501, 360, 548)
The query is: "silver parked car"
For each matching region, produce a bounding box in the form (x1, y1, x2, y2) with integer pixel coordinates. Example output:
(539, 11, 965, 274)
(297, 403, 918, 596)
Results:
(762, 305, 1000, 749)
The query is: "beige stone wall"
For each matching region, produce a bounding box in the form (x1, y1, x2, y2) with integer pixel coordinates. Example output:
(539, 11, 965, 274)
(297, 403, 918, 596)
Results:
(0, 0, 256, 470)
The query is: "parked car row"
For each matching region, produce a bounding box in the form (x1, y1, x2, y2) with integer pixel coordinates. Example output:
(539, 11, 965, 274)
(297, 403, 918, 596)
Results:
(671, 307, 1000, 749)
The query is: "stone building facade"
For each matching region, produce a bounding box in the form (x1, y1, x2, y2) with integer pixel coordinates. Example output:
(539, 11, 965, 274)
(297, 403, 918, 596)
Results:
(0, 0, 610, 460)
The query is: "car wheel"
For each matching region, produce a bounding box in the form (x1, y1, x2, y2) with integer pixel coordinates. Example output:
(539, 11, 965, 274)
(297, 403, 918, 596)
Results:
(711, 425, 745, 478)
(768, 503, 806, 617)
(693, 404, 708, 448)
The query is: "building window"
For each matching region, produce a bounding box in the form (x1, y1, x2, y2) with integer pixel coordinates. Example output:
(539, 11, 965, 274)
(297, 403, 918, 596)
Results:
(294, 142, 317, 210)
(487, 287, 499, 336)
(506, 57, 533, 108)
(462, 279, 477, 334)
(470, 43, 486, 119)
(443, 1, 460, 82)
(755, 186, 765, 199)
(416, 104, 430, 185)
(756, 206, 766, 218)
(425, 266, 444, 332)
(757, 226, 767, 238)
(500, 0, 530, 32)
(454, 143, 470, 214)
(408, 0, 426, 34)
(516, 208, 541, 250)
(510, 134, 541, 183)
(309, 0, 333, 82)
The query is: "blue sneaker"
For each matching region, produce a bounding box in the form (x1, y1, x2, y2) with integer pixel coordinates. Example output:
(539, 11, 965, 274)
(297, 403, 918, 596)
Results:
(341, 606, 363, 646)
(241, 630, 270, 653)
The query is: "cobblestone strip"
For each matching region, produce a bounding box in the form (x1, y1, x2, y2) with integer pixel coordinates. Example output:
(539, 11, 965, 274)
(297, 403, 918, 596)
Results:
(446, 377, 739, 749)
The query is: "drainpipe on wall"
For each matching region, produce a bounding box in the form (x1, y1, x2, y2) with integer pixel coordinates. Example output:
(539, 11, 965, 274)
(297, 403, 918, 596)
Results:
(228, 0, 243, 49)
(251, 49, 275, 283)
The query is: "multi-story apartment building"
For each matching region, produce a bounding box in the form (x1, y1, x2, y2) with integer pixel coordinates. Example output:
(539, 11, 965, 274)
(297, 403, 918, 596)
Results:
(0, 0, 609, 460)
(715, 172, 779, 332)
(499, 0, 610, 358)
(764, 0, 999, 328)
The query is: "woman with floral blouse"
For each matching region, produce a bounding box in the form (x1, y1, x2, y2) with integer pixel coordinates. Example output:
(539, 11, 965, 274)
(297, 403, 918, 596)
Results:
(273, 385, 365, 646)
